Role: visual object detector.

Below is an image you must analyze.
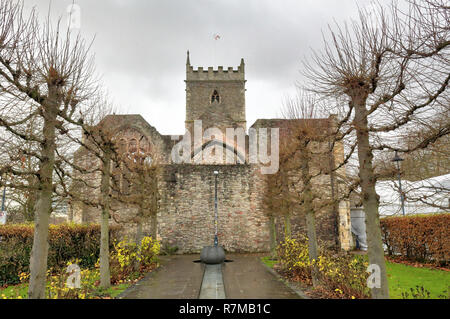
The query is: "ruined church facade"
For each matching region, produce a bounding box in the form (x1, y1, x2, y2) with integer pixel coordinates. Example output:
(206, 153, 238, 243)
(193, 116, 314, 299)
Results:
(70, 53, 352, 253)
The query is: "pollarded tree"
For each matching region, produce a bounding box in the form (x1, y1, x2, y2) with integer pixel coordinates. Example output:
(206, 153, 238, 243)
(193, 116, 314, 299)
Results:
(280, 92, 341, 287)
(68, 118, 161, 279)
(62, 110, 121, 290)
(302, 1, 449, 298)
(262, 165, 289, 258)
(111, 145, 160, 269)
(0, 0, 100, 298)
(263, 140, 294, 244)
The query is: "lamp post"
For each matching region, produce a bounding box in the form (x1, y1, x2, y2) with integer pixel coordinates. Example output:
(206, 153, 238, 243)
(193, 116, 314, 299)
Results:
(1, 186, 5, 212)
(392, 151, 406, 216)
(0, 174, 6, 225)
(200, 170, 225, 264)
(1, 172, 6, 211)
(214, 170, 218, 247)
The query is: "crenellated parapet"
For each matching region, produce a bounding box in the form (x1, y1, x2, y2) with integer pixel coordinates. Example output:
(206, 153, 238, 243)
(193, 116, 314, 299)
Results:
(186, 50, 245, 81)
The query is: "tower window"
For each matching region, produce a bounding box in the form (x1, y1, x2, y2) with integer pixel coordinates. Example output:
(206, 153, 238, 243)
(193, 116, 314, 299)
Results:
(211, 90, 220, 103)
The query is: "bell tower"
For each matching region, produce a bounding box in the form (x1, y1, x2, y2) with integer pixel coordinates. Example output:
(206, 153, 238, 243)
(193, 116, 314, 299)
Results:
(185, 51, 246, 134)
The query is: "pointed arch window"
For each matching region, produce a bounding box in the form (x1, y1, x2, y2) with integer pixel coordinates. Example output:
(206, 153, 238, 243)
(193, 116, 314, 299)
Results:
(211, 90, 220, 103)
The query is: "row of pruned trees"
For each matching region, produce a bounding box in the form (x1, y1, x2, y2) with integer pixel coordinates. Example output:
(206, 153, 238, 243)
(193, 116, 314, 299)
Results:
(264, 92, 350, 288)
(0, 0, 159, 298)
(268, 0, 449, 299)
(66, 119, 160, 290)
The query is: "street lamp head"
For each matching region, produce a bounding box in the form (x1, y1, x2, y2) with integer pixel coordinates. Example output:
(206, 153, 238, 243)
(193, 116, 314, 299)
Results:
(391, 150, 406, 216)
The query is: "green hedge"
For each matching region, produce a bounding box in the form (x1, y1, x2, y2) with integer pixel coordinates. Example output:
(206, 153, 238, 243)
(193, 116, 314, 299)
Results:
(0, 223, 121, 286)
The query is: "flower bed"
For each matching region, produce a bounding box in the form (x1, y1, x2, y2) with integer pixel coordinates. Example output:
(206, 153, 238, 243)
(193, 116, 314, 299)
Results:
(1, 236, 160, 299)
(276, 237, 370, 299)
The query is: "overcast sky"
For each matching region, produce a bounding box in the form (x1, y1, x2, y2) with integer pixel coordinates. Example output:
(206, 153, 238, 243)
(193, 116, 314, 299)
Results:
(24, 0, 376, 135)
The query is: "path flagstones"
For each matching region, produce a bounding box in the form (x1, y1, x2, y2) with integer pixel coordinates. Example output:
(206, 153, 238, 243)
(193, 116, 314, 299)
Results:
(118, 253, 301, 299)
(119, 254, 204, 299)
(222, 253, 300, 299)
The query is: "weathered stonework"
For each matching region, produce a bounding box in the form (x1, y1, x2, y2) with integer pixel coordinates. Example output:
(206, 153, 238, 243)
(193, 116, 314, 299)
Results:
(70, 53, 352, 253)
(158, 164, 268, 252)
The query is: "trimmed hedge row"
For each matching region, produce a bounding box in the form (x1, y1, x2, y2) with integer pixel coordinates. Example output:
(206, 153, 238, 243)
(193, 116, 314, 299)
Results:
(380, 214, 449, 266)
(0, 223, 122, 286)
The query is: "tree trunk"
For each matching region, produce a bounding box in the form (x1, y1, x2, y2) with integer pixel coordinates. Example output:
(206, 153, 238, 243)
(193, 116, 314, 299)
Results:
(305, 210, 319, 287)
(353, 94, 389, 299)
(301, 150, 320, 287)
(134, 213, 143, 272)
(284, 214, 291, 239)
(135, 217, 143, 246)
(269, 214, 277, 259)
(151, 176, 158, 239)
(281, 168, 291, 240)
(99, 149, 111, 289)
(28, 97, 57, 299)
(28, 195, 52, 298)
(151, 213, 157, 239)
(328, 139, 340, 248)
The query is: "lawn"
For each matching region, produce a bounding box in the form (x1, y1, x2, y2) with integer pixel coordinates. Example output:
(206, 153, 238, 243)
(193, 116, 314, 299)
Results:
(261, 256, 449, 299)
(386, 262, 449, 299)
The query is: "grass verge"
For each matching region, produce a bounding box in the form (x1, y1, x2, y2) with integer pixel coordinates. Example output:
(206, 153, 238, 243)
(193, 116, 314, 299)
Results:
(386, 262, 449, 299)
(261, 256, 449, 299)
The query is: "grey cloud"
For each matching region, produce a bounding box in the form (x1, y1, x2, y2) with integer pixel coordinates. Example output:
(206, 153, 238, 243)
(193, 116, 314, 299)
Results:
(24, 0, 377, 134)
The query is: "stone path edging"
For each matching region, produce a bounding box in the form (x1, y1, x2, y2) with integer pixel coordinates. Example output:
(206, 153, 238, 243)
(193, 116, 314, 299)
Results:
(259, 260, 310, 299)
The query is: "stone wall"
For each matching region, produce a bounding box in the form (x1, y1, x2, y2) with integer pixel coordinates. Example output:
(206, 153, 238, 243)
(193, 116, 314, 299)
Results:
(158, 164, 269, 253)
(70, 114, 353, 253)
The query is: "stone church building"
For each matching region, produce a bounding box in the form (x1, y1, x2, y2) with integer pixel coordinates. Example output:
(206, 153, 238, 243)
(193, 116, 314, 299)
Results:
(70, 52, 352, 253)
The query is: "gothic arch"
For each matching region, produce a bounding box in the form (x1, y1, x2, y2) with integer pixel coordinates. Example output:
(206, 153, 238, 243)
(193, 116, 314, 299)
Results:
(191, 139, 246, 164)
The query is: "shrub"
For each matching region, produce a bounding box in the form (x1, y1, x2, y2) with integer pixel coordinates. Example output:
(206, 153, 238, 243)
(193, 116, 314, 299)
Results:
(277, 236, 370, 299)
(109, 236, 160, 284)
(380, 213, 449, 266)
(315, 252, 370, 299)
(4, 236, 160, 299)
(42, 260, 99, 299)
(277, 237, 313, 284)
(138, 236, 160, 266)
(0, 223, 121, 286)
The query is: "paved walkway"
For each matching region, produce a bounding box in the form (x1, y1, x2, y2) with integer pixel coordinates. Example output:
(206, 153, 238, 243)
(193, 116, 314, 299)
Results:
(119, 254, 204, 299)
(223, 253, 299, 299)
(119, 253, 300, 299)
